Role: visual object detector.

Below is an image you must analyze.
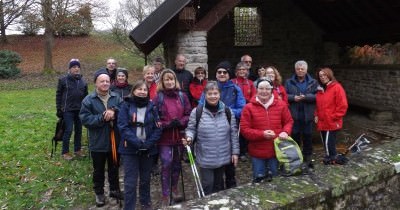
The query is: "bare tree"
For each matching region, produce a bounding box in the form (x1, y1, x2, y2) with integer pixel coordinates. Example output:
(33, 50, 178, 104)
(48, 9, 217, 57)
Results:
(0, 0, 34, 43)
(40, 0, 107, 72)
(112, 0, 165, 57)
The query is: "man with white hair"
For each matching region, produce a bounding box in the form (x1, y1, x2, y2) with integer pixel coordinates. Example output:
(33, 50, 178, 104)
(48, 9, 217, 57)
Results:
(284, 60, 318, 171)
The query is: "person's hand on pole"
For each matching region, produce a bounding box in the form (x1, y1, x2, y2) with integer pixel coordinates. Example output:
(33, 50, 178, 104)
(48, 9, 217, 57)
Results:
(182, 137, 192, 146)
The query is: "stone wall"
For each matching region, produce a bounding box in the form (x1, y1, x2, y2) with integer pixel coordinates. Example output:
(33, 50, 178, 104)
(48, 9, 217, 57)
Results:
(169, 31, 208, 73)
(206, 0, 324, 79)
(333, 65, 400, 120)
(169, 139, 400, 209)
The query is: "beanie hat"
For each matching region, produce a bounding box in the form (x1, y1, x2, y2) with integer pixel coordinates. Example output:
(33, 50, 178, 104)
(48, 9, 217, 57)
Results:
(116, 68, 129, 79)
(69, 59, 80, 69)
(215, 61, 234, 78)
(93, 68, 109, 83)
(152, 56, 164, 64)
(256, 77, 273, 89)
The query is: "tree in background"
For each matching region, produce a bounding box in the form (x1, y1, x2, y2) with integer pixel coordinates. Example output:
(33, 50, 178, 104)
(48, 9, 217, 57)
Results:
(0, 0, 34, 43)
(39, 0, 106, 72)
(112, 0, 165, 59)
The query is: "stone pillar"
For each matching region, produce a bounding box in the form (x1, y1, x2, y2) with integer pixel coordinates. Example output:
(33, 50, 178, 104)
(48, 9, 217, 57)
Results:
(175, 31, 208, 74)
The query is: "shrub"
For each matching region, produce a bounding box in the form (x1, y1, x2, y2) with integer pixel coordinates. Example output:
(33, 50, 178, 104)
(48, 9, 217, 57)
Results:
(0, 50, 22, 78)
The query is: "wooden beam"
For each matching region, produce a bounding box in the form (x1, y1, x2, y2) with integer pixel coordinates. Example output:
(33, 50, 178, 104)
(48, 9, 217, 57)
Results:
(192, 0, 241, 31)
(324, 22, 400, 45)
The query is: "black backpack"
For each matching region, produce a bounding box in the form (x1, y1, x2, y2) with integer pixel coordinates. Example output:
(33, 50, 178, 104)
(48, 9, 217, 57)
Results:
(194, 105, 231, 130)
(51, 118, 65, 157)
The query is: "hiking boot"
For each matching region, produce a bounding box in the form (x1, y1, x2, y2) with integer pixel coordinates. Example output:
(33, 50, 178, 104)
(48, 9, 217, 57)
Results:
(304, 155, 314, 169)
(172, 189, 183, 203)
(141, 204, 152, 210)
(74, 150, 86, 158)
(110, 190, 124, 200)
(62, 153, 73, 160)
(161, 196, 169, 208)
(95, 194, 106, 207)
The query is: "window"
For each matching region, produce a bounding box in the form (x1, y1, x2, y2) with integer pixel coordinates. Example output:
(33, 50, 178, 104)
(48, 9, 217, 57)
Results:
(234, 7, 262, 46)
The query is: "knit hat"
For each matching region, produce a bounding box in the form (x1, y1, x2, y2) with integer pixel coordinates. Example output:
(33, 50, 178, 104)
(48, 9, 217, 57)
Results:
(93, 69, 109, 83)
(152, 56, 164, 64)
(116, 68, 129, 79)
(256, 77, 273, 89)
(215, 61, 234, 78)
(69, 59, 80, 69)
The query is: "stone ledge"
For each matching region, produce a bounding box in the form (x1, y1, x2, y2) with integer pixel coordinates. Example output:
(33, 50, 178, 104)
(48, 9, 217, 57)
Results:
(169, 139, 400, 209)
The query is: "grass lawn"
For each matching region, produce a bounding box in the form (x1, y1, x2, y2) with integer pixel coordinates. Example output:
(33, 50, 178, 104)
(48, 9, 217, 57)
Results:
(0, 88, 93, 209)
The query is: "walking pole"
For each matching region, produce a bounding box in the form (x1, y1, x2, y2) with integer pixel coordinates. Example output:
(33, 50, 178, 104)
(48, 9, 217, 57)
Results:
(185, 145, 205, 197)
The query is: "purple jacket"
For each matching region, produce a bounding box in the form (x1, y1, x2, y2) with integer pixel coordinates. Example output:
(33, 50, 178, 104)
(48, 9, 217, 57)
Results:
(153, 89, 192, 145)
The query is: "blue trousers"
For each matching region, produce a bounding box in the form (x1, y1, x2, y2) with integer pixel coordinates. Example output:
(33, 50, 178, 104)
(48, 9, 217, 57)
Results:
(62, 110, 82, 154)
(122, 154, 153, 209)
(251, 157, 278, 178)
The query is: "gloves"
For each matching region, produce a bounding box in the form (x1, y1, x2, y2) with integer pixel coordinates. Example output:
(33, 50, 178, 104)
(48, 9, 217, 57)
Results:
(56, 109, 63, 118)
(169, 119, 181, 128)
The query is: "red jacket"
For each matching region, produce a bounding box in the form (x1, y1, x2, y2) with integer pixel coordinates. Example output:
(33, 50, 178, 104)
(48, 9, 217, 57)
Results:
(149, 82, 157, 101)
(232, 77, 256, 103)
(189, 79, 207, 108)
(240, 96, 293, 159)
(315, 81, 348, 131)
(273, 84, 289, 106)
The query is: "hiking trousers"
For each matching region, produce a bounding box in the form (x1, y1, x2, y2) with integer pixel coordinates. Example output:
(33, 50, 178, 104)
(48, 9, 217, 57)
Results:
(200, 166, 224, 195)
(62, 110, 82, 154)
(320, 130, 338, 159)
(91, 151, 120, 195)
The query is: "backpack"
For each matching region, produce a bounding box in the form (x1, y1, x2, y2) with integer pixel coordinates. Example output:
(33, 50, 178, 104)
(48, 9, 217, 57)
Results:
(156, 91, 185, 117)
(274, 136, 303, 176)
(51, 118, 65, 157)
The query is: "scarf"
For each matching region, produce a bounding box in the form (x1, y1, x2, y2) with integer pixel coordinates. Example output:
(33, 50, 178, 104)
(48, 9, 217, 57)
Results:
(133, 95, 149, 108)
(115, 81, 129, 88)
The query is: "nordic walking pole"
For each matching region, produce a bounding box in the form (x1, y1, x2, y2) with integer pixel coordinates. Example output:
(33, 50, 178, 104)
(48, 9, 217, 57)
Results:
(185, 145, 205, 197)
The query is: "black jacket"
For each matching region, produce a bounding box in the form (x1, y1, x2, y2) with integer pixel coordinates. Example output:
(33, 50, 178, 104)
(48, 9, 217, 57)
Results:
(56, 74, 88, 112)
(172, 67, 193, 102)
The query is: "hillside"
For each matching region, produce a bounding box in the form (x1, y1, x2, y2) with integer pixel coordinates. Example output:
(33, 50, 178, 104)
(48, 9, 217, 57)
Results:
(0, 35, 145, 90)
(0, 35, 135, 74)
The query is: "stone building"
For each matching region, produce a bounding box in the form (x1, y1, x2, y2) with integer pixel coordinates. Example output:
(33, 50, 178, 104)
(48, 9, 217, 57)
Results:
(129, 0, 400, 119)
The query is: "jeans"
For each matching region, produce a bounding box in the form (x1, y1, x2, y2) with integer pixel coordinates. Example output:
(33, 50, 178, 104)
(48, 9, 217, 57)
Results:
(91, 151, 120, 195)
(292, 119, 313, 156)
(122, 154, 153, 210)
(251, 157, 278, 178)
(62, 110, 82, 154)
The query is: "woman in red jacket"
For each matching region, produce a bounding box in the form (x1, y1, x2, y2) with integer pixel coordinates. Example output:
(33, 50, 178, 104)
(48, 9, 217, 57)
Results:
(314, 67, 348, 165)
(265, 66, 288, 105)
(189, 66, 207, 108)
(240, 78, 293, 182)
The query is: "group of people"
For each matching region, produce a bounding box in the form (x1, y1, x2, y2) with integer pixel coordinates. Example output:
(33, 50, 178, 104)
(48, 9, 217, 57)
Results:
(55, 54, 348, 209)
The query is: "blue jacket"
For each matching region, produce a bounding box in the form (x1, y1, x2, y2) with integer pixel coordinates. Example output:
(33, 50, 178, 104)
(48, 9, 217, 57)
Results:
(199, 80, 246, 119)
(80, 91, 122, 152)
(284, 74, 318, 122)
(117, 98, 162, 155)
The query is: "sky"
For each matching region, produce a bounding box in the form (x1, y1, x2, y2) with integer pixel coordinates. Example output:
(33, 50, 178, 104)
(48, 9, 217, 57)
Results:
(6, 0, 122, 34)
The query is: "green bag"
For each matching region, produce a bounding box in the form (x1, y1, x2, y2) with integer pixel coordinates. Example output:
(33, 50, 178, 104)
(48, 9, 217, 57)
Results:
(274, 136, 303, 176)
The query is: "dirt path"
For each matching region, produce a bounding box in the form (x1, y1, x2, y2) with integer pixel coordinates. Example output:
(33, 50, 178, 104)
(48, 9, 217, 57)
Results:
(86, 110, 399, 209)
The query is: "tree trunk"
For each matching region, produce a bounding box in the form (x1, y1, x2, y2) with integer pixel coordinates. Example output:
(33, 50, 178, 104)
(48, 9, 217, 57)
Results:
(0, 0, 7, 43)
(42, 0, 54, 71)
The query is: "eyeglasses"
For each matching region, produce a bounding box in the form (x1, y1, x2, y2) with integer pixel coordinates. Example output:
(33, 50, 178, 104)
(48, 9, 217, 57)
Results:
(196, 72, 205, 75)
(217, 70, 228, 75)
